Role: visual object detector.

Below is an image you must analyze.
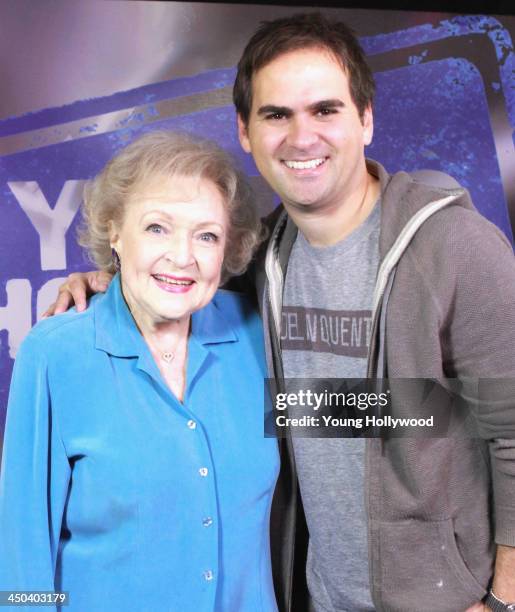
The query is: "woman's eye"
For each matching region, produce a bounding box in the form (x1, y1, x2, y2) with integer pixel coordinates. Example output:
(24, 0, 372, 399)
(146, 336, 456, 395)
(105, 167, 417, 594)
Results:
(146, 223, 164, 234)
(199, 232, 218, 243)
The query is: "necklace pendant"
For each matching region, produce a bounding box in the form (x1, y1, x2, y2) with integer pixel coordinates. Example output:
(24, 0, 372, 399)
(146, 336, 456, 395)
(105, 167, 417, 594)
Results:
(162, 351, 175, 363)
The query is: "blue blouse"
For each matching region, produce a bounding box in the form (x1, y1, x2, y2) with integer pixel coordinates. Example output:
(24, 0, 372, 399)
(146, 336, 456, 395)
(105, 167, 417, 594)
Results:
(0, 275, 279, 612)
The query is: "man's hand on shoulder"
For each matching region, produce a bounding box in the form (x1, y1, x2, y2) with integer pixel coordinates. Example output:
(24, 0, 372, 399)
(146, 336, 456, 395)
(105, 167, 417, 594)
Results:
(43, 270, 113, 317)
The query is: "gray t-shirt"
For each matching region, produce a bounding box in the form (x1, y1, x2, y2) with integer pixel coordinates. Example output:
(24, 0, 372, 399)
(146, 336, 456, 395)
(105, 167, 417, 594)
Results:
(282, 203, 380, 612)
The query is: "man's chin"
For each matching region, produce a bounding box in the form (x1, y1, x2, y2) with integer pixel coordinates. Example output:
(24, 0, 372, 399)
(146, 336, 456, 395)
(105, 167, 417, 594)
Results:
(282, 196, 326, 214)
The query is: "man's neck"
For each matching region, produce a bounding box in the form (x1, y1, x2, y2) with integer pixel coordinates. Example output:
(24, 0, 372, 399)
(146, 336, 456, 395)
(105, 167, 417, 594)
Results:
(286, 173, 381, 248)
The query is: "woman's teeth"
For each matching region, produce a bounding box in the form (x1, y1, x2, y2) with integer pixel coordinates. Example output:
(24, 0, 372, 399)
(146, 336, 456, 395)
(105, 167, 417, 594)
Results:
(153, 275, 193, 286)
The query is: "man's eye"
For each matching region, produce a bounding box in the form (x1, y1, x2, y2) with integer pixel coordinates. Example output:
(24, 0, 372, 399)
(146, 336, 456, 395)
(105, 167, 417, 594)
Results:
(317, 107, 337, 116)
(199, 232, 218, 243)
(146, 223, 164, 234)
(266, 112, 286, 121)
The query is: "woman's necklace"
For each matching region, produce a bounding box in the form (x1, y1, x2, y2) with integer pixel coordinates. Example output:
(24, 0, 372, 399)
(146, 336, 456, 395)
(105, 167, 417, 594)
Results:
(142, 319, 190, 368)
(146, 335, 185, 365)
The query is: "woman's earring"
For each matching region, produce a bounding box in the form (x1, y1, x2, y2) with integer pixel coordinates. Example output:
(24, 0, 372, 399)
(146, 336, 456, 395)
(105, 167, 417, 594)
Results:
(112, 249, 121, 271)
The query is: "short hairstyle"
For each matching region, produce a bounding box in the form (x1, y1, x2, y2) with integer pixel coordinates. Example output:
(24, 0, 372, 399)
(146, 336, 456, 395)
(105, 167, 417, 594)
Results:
(233, 12, 375, 125)
(79, 130, 261, 283)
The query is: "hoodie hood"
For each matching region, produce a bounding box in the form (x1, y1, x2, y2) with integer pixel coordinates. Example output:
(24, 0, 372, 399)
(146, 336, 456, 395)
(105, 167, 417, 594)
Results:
(366, 159, 475, 258)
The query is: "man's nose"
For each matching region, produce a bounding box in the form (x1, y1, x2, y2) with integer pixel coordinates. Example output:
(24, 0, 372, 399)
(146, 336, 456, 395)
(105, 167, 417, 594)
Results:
(286, 116, 319, 150)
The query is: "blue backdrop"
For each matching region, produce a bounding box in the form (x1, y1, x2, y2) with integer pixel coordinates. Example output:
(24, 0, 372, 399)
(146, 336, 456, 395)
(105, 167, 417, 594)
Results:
(0, 14, 514, 436)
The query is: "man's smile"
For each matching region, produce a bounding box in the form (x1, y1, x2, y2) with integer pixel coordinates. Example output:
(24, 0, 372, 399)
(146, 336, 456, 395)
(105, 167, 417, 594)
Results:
(282, 158, 327, 170)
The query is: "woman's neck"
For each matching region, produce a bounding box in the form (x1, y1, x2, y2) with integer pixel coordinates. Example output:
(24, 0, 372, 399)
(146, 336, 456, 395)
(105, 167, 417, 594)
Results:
(124, 288, 191, 403)
(142, 321, 190, 403)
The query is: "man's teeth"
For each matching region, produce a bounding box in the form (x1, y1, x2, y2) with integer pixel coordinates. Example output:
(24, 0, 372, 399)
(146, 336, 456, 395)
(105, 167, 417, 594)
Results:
(154, 275, 192, 286)
(284, 158, 325, 170)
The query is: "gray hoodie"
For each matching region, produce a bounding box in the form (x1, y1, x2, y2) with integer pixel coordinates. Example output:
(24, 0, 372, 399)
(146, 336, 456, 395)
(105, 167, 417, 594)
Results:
(255, 160, 515, 612)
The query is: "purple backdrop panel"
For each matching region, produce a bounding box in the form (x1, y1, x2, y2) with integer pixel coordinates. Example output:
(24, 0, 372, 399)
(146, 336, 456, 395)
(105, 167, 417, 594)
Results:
(1, 15, 514, 438)
(369, 58, 510, 233)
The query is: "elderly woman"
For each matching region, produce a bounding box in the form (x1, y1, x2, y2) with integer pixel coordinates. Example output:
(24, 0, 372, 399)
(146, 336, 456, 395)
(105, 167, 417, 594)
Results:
(0, 131, 279, 611)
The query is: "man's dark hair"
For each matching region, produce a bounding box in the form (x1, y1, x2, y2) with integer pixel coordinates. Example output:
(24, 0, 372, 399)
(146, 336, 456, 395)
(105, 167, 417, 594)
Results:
(233, 12, 375, 126)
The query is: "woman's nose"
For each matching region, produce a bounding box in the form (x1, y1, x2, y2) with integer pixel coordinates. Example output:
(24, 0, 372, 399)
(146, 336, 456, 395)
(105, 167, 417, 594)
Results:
(165, 235, 194, 268)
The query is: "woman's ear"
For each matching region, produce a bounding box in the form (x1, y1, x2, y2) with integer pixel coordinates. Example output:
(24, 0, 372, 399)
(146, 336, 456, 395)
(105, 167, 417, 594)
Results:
(108, 220, 120, 253)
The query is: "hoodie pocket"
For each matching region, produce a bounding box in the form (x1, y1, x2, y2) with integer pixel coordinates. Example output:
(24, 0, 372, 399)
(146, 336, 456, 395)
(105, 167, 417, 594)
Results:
(377, 518, 486, 612)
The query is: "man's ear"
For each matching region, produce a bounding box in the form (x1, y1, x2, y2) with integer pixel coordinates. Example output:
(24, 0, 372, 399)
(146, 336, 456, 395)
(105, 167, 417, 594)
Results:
(237, 114, 252, 154)
(362, 105, 374, 147)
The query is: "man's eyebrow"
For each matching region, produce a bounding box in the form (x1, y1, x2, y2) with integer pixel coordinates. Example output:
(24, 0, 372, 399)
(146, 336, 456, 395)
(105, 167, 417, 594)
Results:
(256, 100, 345, 117)
(308, 99, 345, 112)
(256, 105, 292, 117)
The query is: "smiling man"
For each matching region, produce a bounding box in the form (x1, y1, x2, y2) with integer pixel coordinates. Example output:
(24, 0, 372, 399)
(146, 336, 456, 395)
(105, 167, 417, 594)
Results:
(237, 47, 379, 248)
(45, 12, 515, 612)
(233, 12, 515, 612)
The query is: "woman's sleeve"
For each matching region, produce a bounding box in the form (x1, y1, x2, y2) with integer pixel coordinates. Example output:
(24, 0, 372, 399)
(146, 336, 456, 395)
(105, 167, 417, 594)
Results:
(0, 333, 71, 600)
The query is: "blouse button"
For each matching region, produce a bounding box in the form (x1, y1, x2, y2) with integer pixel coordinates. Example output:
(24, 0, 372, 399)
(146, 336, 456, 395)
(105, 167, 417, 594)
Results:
(202, 517, 213, 527)
(199, 467, 208, 477)
(187, 420, 196, 430)
(203, 570, 214, 581)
